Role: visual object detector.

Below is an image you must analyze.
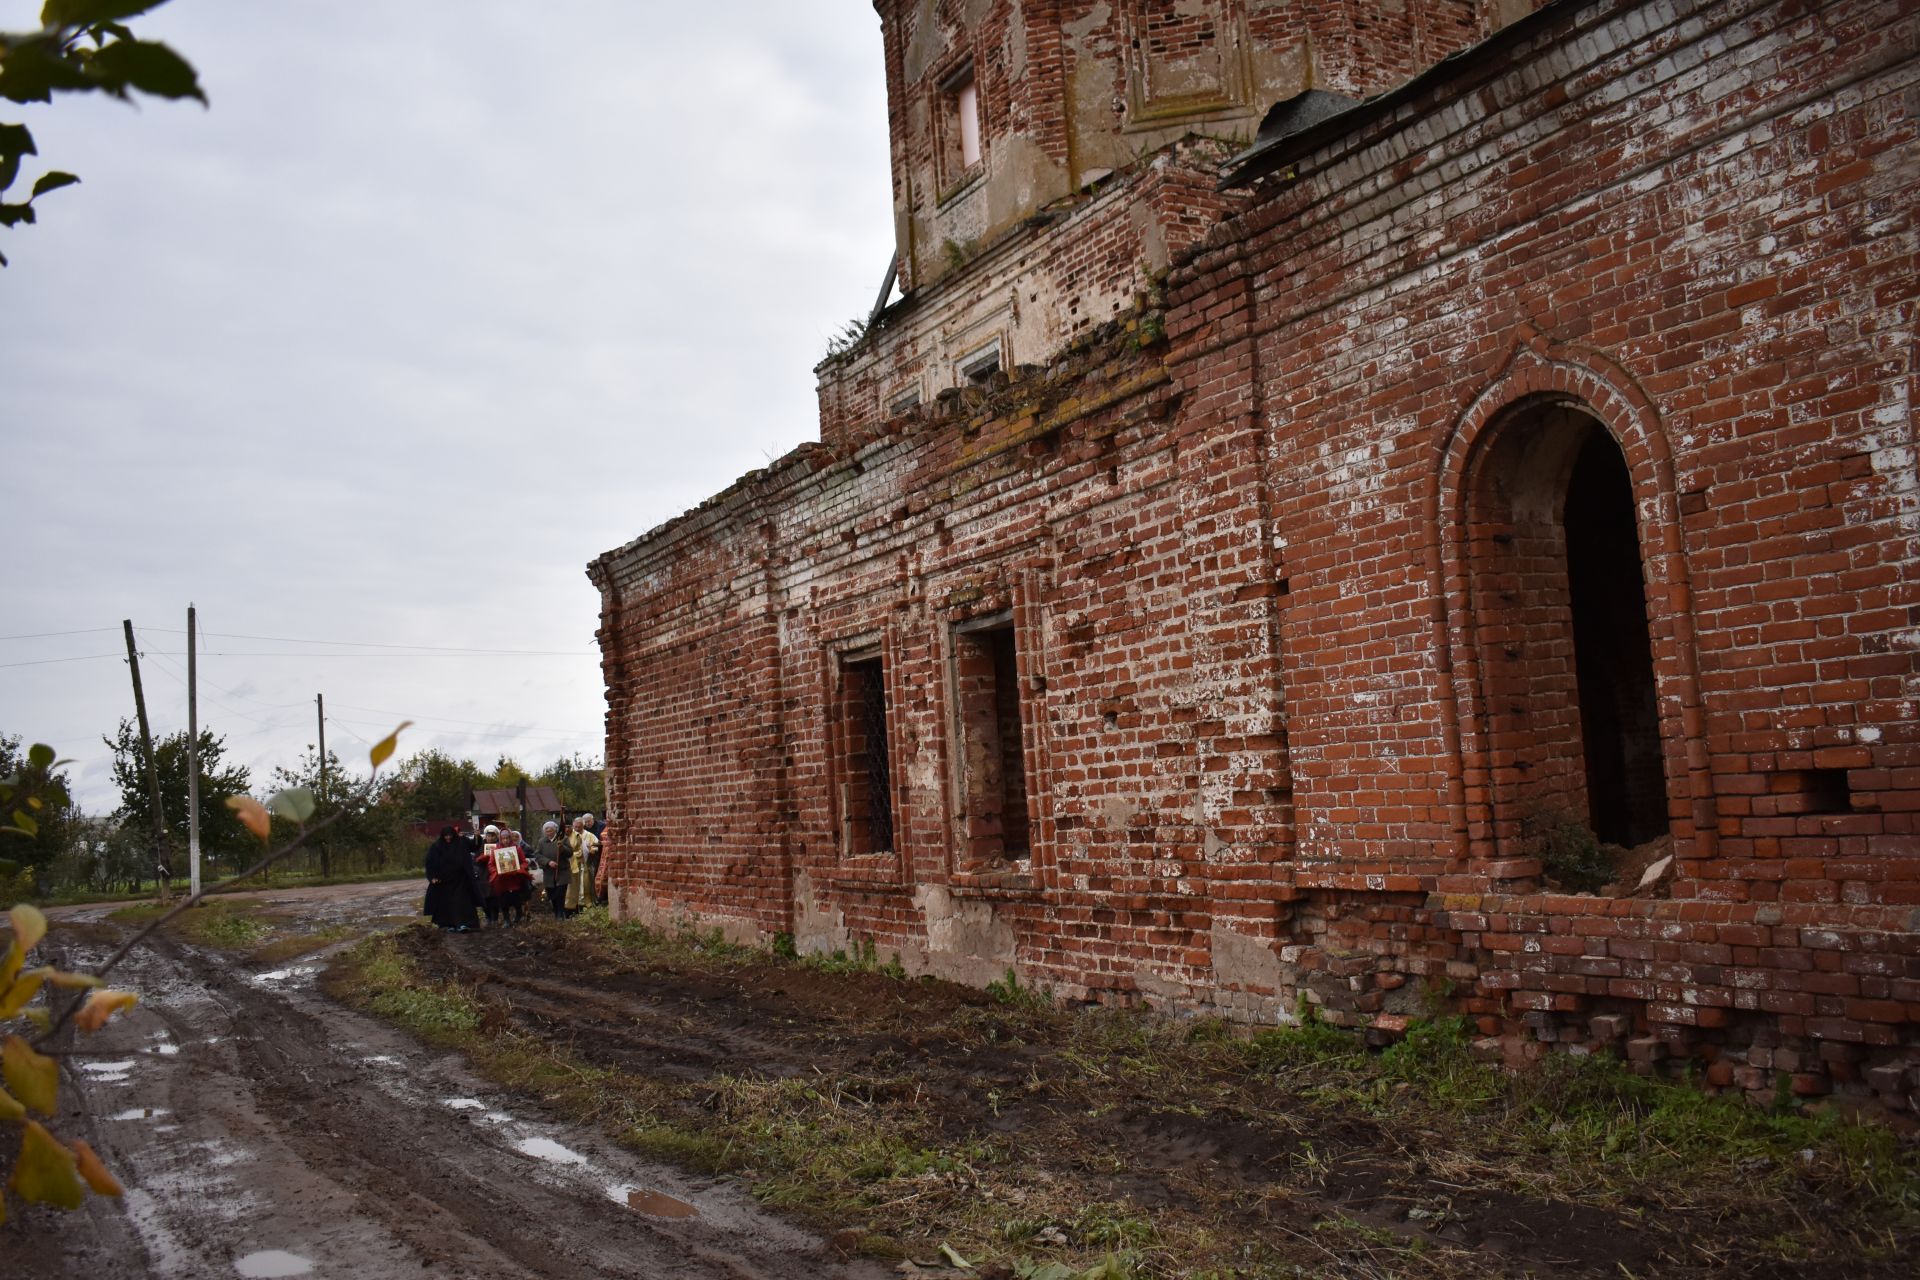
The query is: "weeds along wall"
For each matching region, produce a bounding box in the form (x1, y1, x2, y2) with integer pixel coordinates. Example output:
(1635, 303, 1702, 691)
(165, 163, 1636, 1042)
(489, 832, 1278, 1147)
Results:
(591, 0, 1920, 1109)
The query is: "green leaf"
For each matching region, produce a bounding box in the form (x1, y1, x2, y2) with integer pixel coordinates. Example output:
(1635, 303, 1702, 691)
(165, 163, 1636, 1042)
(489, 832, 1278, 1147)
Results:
(268, 787, 315, 823)
(26, 744, 55, 770)
(0, 126, 33, 195)
(10, 810, 37, 838)
(0, 39, 95, 104)
(9, 1120, 84, 1211)
(86, 39, 205, 103)
(41, 0, 168, 27)
(0, 200, 38, 228)
(28, 170, 78, 199)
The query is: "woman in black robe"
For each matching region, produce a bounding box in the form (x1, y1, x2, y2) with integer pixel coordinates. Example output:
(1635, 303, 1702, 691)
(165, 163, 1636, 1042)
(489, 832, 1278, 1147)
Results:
(423, 826, 478, 930)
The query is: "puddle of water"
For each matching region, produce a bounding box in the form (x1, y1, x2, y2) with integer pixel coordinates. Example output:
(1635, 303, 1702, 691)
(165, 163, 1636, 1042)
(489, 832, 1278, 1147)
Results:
(80, 1059, 135, 1084)
(514, 1136, 587, 1166)
(250, 967, 316, 985)
(606, 1183, 700, 1218)
(109, 1107, 172, 1122)
(362, 1054, 400, 1067)
(484, 1112, 513, 1124)
(442, 1097, 484, 1110)
(234, 1250, 314, 1278)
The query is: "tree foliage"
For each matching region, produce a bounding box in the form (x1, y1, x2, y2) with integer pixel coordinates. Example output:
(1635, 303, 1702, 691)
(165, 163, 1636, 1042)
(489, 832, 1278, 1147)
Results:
(271, 746, 405, 871)
(383, 749, 486, 826)
(103, 720, 253, 871)
(0, 0, 204, 264)
(0, 736, 76, 876)
(536, 752, 605, 817)
(3, 721, 413, 1224)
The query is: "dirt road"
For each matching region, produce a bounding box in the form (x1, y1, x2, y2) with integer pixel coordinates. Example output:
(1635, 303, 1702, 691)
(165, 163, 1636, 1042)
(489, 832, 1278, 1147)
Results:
(1, 882, 888, 1280)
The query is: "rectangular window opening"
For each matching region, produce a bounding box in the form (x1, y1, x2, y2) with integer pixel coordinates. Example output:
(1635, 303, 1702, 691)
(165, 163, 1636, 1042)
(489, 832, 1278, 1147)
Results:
(938, 62, 982, 190)
(957, 343, 1001, 387)
(951, 618, 1031, 870)
(839, 654, 895, 856)
(1781, 767, 1843, 817)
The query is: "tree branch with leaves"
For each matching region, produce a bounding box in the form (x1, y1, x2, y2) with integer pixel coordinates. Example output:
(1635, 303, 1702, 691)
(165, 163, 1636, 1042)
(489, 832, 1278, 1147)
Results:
(0, 0, 204, 265)
(0, 720, 410, 1224)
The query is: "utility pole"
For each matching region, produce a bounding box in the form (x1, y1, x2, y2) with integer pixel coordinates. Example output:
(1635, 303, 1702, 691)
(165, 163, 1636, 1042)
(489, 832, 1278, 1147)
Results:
(122, 620, 172, 901)
(187, 605, 201, 899)
(315, 693, 329, 879)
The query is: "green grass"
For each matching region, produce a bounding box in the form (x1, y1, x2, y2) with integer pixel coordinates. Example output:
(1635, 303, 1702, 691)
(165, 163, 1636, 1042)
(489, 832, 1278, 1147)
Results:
(802, 937, 907, 979)
(985, 966, 1052, 1009)
(340, 934, 482, 1041)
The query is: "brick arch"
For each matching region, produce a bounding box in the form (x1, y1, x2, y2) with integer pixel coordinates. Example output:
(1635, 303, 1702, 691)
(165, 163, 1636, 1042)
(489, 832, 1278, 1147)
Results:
(1427, 335, 1715, 880)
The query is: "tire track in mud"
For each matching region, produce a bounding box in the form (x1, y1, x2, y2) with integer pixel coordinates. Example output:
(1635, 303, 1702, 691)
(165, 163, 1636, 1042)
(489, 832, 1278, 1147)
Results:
(2, 885, 890, 1280)
(434, 942, 829, 1084)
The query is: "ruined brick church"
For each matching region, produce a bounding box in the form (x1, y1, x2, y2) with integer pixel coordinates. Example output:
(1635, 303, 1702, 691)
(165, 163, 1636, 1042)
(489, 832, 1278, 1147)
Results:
(592, 0, 1919, 1106)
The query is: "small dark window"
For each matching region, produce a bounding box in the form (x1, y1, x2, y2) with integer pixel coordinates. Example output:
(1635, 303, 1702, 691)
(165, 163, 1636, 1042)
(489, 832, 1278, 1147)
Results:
(952, 618, 1030, 869)
(1782, 768, 1852, 816)
(839, 654, 895, 855)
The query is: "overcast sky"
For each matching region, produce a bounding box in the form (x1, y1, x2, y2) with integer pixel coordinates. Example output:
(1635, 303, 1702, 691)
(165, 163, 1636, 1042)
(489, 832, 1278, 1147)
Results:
(2, 2, 894, 811)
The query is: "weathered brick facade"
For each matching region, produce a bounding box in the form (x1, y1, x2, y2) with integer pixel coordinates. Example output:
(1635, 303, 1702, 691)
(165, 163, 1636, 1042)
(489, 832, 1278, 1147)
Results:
(592, 0, 1920, 1107)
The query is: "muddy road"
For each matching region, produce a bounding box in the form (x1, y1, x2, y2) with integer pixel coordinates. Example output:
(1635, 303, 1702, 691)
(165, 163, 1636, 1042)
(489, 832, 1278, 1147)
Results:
(1, 882, 888, 1280)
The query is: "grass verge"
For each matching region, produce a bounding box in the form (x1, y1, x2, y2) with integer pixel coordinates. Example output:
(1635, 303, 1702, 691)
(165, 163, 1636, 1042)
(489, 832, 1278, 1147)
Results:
(330, 920, 1920, 1279)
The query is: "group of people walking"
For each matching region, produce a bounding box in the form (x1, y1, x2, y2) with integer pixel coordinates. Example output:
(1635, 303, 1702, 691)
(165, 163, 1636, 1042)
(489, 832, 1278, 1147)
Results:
(423, 815, 601, 932)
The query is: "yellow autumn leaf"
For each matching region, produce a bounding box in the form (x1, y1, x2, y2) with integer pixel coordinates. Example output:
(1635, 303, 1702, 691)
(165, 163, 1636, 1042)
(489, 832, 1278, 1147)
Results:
(0, 942, 21, 996)
(0, 968, 47, 1019)
(369, 720, 413, 769)
(226, 794, 272, 841)
(1, 1035, 58, 1115)
(71, 1139, 123, 1197)
(7, 904, 46, 954)
(0, 1083, 23, 1122)
(9, 1120, 84, 1210)
(42, 969, 102, 990)
(74, 989, 138, 1034)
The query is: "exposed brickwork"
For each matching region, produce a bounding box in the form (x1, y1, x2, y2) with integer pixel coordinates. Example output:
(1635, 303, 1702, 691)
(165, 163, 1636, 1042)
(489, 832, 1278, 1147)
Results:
(593, 0, 1920, 1110)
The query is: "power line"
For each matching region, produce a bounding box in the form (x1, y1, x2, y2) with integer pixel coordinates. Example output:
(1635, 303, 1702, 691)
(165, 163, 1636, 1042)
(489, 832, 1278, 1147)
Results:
(0, 653, 124, 669)
(143, 650, 286, 731)
(160, 651, 588, 660)
(144, 627, 593, 657)
(0, 627, 120, 642)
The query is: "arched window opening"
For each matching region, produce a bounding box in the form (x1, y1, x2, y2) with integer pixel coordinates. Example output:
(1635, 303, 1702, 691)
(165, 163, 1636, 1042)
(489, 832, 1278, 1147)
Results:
(1564, 431, 1665, 846)
(1464, 401, 1668, 863)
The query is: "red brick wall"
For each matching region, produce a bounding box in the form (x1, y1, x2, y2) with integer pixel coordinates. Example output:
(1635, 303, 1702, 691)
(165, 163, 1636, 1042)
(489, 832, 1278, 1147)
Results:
(593, 0, 1920, 1108)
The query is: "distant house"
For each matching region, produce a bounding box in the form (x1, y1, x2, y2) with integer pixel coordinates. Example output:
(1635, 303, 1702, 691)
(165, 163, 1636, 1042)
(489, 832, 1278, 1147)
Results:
(468, 786, 565, 831)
